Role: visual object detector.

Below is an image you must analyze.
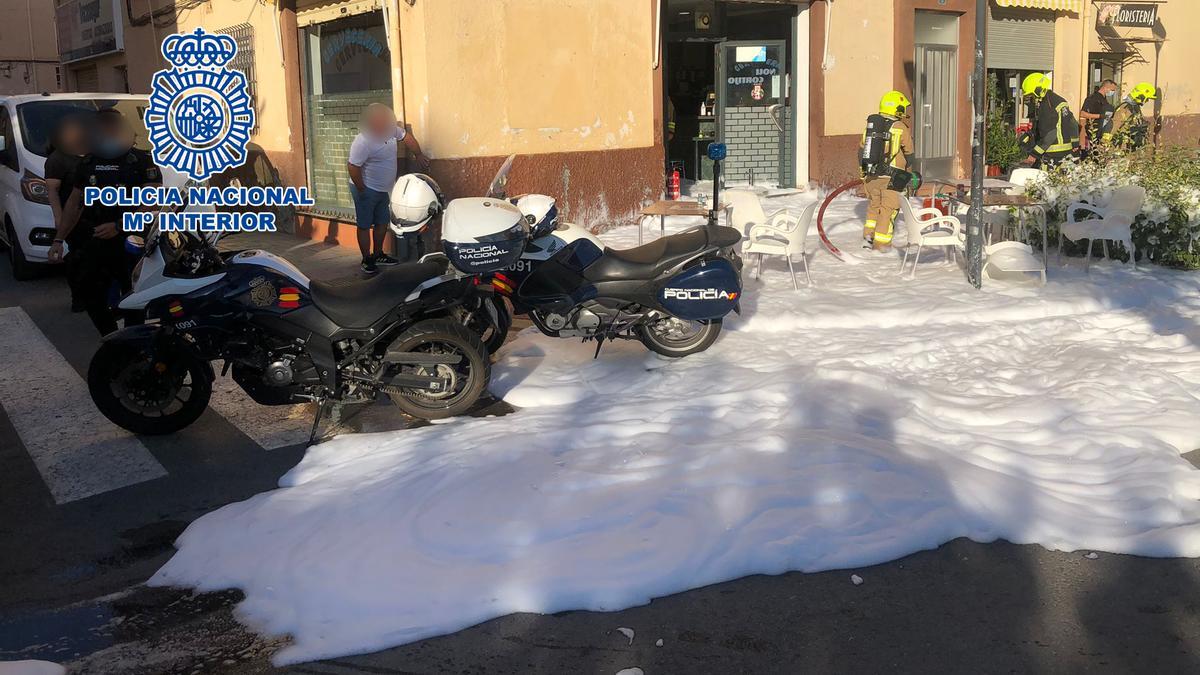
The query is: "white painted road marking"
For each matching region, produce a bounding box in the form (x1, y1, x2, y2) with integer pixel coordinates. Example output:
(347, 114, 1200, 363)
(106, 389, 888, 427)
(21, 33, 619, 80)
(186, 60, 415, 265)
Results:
(0, 307, 167, 504)
(208, 374, 313, 450)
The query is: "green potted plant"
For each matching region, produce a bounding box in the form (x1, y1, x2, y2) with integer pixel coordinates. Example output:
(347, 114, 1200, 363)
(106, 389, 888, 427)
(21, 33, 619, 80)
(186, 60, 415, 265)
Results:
(985, 74, 1024, 175)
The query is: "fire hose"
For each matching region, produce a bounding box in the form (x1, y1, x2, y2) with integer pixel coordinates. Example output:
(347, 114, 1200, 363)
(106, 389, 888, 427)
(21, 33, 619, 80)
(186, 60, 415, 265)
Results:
(815, 178, 863, 262)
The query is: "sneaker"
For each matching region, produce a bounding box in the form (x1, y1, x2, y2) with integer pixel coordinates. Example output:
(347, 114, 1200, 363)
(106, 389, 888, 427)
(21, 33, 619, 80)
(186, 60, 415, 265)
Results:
(361, 258, 378, 274)
(373, 253, 400, 266)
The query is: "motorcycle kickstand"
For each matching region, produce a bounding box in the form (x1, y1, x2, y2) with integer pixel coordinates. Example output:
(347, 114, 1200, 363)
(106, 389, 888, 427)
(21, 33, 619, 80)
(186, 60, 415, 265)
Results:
(308, 398, 329, 444)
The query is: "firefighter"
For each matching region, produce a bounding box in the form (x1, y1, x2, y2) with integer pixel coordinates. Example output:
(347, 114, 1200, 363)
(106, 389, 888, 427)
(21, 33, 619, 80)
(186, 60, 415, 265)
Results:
(859, 90, 915, 251)
(1111, 82, 1157, 152)
(1018, 73, 1080, 169)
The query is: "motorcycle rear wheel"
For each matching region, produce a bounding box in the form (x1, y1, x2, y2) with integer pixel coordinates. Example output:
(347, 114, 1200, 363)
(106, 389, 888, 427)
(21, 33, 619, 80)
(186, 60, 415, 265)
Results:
(461, 294, 511, 356)
(636, 317, 722, 357)
(386, 319, 490, 419)
(88, 341, 214, 435)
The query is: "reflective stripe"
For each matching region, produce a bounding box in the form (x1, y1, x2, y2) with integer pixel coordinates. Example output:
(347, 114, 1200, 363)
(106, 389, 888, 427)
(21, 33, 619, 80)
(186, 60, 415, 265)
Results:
(1054, 101, 1068, 145)
(1045, 143, 1073, 152)
(873, 230, 894, 244)
(889, 127, 904, 169)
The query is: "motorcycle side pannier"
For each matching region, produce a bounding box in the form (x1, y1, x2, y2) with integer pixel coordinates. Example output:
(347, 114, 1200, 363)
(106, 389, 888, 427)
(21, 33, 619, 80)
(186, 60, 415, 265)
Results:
(442, 197, 529, 273)
(657, 257, 742, 320)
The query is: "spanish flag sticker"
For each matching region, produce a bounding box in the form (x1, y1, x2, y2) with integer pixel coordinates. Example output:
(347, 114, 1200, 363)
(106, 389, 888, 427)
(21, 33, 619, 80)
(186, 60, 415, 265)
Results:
(168, 301, 184, 316)
(278, 287, 301, 309)
(491, 272, 514, 295)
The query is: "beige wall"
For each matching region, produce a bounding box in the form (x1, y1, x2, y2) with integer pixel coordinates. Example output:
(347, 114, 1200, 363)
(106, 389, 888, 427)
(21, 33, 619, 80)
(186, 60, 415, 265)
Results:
(1053, 2, 1198, 119)
(396, 0, 658, 159)
(819, 0, 895, 136)
(176, 1, 307, 185)
(0, 0, 61, 94)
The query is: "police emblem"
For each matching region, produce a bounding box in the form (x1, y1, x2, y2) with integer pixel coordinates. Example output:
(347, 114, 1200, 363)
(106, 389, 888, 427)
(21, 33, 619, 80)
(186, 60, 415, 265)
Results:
(250, 281, 277, 307)
(144, 28, 255, 181)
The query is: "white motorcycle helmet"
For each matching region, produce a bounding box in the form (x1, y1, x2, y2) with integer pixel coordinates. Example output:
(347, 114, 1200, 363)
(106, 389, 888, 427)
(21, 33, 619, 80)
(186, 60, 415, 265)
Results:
(390, 173, 444, 235)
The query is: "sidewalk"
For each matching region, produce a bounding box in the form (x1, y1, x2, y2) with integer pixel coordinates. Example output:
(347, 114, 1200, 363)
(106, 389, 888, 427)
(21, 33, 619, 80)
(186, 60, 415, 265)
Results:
(217, 230, 363, 281)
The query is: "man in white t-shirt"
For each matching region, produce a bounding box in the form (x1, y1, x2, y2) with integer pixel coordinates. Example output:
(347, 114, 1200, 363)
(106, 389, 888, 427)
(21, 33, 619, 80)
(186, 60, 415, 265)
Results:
(347, 103, 430, 274)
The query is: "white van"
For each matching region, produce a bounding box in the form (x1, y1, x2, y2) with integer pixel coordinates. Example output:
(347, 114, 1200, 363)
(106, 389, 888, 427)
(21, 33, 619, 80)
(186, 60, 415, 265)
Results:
(0, 93, 149, 279)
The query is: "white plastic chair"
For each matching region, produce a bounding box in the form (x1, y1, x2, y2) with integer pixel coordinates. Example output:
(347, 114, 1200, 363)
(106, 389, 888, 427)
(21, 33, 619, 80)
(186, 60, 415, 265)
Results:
(983, 241, 1046, 285)
(1059, 185, 1145, 271)
(897, 196, 964, 279)
(726, 189, 814, 289)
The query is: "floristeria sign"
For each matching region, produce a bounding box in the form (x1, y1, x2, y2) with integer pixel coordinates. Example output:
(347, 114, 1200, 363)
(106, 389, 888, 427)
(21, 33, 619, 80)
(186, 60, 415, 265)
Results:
(1097, 3, 1160, 29)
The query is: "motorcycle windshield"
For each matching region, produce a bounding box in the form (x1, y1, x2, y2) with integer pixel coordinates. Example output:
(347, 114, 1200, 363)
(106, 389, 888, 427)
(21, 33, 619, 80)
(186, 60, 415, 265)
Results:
(485, 154, 517, 199)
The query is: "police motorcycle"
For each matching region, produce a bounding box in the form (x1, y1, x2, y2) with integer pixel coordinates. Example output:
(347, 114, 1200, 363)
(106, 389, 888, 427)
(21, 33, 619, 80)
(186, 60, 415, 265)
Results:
(395, 144, 743, 358)
(88, 175, 491, 439)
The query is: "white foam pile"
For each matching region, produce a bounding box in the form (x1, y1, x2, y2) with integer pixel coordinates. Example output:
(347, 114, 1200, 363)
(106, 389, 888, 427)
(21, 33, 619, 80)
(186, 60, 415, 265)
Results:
(151, 191, 1200, 665)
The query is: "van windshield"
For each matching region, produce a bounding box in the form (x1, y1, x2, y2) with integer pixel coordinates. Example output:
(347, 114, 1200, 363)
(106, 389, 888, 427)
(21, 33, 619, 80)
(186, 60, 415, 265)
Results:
(16, 99, 150, 157)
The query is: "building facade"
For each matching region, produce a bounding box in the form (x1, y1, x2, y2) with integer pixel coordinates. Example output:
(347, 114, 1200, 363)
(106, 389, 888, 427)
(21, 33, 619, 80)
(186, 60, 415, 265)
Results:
(45, 0, 1199, 243)
(0, 0, 63, 95)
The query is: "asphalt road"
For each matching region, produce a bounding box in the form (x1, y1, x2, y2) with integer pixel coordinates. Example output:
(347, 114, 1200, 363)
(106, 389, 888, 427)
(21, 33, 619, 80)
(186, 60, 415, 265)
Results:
(2, 244, 1200, 674)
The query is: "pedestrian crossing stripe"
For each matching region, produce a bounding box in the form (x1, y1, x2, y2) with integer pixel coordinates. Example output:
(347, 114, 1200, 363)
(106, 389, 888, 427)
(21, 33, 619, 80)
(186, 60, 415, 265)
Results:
(0, 307, 313, 504)
(0, 307, 167, 504)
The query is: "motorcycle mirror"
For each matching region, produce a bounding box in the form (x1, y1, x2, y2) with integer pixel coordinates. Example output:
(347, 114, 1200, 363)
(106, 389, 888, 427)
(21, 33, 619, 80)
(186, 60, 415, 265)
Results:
(706, 142, 727, 161)
(485, 154, 517, 199)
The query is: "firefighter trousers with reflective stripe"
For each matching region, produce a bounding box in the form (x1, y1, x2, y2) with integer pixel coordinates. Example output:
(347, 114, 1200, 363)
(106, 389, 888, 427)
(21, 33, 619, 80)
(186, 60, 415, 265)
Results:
(864, 176, 900, 246)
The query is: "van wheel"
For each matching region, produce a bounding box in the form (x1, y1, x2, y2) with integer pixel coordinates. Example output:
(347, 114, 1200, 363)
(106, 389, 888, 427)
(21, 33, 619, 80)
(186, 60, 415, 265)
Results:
(6, 222, 39, 281)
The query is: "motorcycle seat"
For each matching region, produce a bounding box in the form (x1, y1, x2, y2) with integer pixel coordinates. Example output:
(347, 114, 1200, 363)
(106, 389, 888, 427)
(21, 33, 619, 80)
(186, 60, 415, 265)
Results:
(584, 225, 741, 282)
(310, 258, 448, 328)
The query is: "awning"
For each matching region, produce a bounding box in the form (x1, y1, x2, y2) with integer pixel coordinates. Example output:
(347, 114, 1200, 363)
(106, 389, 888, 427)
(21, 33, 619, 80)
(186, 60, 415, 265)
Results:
(994, 0, 1081, 11)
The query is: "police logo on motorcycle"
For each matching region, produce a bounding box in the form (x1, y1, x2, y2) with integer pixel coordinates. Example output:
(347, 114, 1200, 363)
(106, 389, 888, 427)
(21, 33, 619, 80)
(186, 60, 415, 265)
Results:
(663, 287, 739, 301)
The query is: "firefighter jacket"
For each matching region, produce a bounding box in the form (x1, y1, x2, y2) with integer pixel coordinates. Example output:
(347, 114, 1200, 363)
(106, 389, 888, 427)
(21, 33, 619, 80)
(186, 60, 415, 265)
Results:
(859, 115, 914, 176)
(1029, 91, 1080, 159)
(1111, 100, 1150, 150)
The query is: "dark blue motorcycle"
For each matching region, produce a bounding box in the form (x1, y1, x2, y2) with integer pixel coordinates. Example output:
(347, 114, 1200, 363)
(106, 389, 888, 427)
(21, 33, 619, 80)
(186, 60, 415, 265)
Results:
(441, 144, 743, 358)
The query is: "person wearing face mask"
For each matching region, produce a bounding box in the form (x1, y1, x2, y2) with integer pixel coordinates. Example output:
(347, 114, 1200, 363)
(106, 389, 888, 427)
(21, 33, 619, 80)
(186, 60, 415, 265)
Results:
(1079, 79, 1118, 152)
(50, 109, 161, 336)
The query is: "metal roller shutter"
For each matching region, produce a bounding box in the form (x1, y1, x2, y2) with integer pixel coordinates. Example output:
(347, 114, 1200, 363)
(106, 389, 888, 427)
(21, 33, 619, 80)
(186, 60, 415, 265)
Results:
(72, 66, 98, 92)
(987, 7, 1056, 71)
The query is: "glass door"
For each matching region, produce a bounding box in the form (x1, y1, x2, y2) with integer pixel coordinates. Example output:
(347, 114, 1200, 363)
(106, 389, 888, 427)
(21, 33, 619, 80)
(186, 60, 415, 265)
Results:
(299, 10, 393, 216)
(715, 40, 789, 186)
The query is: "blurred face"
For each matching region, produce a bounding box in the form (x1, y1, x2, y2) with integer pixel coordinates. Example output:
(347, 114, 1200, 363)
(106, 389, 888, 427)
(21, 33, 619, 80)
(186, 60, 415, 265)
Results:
(367, 107, 396, 138)
(58, 119, 87, 154)
(94, 116, 134, 158)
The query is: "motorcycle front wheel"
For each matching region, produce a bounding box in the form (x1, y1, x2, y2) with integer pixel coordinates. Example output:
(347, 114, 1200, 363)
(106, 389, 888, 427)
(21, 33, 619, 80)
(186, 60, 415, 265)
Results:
(386, 319, 491, 420)
(88, 341, 214, 435)
(636, 317, 723, 357)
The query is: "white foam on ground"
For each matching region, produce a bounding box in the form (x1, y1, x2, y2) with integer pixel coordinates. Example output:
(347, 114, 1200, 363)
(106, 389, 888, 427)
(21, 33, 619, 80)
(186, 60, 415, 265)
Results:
(151, 192, 1200, 665)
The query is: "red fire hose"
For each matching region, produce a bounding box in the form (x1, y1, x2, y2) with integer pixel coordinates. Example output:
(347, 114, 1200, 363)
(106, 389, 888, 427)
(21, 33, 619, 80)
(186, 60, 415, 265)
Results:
(815, 179, 863, 262)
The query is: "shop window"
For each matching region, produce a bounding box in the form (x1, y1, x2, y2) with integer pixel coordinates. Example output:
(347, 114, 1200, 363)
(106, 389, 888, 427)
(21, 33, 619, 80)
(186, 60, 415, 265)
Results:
(299, 10, 393, 215)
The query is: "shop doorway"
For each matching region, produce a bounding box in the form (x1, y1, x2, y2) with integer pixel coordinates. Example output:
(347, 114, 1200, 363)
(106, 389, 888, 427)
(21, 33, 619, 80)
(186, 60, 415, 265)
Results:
(663, 1, 803, 189)
(298, 8, 393, 216)
(913, 11, 959, 180)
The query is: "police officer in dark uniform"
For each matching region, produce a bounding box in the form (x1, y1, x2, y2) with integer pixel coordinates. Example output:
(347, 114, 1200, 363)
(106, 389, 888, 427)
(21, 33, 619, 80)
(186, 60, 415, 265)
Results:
(50, 109, 161, 336)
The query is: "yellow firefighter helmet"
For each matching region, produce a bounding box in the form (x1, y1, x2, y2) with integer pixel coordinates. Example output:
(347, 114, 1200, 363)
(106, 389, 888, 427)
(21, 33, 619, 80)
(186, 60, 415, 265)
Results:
(879, 90, 911, 117)
(1022, 73, 1052, 100)
(1130, 82, 1157, 104)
